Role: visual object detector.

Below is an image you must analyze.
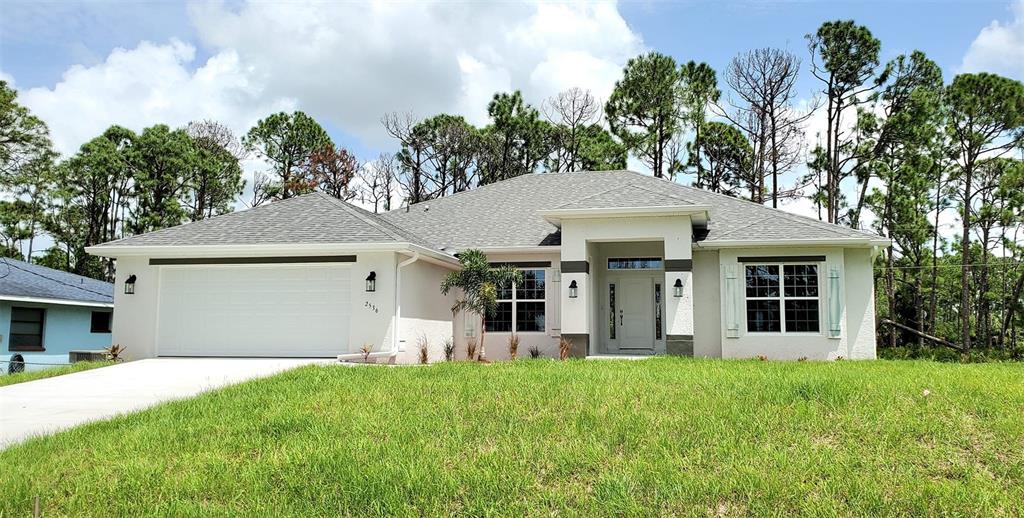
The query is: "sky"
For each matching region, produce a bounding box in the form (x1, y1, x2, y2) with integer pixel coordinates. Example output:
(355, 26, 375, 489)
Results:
(2, 0, 1023, 224)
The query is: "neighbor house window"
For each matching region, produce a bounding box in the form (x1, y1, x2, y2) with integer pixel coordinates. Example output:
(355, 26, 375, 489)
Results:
(91, 311, 112, 333)
(9, 307, 45, 351)
(745, 264, 820, 333)
(486, 269, 545, 332)
(608, 257, 663, 270)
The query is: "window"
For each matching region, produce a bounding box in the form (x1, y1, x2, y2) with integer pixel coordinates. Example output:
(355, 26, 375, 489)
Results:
(91, 311, 112, 333)
(9, 307, 45, 351)
(608, 283, 616, 339)
(608, 257, 663, 270)
(486, 269, 546, 332)
(745, 264, 820, 333)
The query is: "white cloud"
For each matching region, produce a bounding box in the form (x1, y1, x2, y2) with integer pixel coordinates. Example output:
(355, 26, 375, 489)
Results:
(17, 39, 295, 157)
(961, 0, 1024, 79)
(186, 0, 643, 144)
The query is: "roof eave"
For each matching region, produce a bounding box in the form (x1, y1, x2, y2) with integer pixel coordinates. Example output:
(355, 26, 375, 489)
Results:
(537, 205, 712, 227)
(87, 242, 460, 265)
(696, 237, 891, 249)
(0, 295, 114, 308)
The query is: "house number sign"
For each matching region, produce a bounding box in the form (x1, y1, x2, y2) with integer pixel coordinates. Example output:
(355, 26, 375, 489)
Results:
(364, 301, 379, 314)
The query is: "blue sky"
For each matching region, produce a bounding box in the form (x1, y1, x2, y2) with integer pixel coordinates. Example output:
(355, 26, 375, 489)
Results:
(2, 0, 1022, 219)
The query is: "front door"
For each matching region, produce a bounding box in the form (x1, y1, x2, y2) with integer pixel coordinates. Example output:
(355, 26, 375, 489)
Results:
(606, 277, 655, 352)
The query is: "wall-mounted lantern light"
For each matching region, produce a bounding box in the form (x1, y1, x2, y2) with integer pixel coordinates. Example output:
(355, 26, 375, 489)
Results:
(568, 280, 578, 299)
(365, 271, 376, 292)
(124, 274, 137, 295)
(673, 278, 683, 298)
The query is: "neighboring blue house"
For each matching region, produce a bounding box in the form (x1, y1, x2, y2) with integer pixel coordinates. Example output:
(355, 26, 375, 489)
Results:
(0, 258, 113, 373)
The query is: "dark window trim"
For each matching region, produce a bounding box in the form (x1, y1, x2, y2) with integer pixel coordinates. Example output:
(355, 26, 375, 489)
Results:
(560, 261, 589, 274)
(91, 311, 113, 333)
(738, 255, 826, 263)
(149, 255, 357, 265)
(9, 307, 45, 352)
(485, 268, 547, 333)
(489, 261, 551, 268)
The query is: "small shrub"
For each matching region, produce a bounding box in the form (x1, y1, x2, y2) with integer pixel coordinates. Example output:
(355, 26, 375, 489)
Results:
(757, 355, 769, 362)
(508, 334, 520, 360)
(528, 345, 541, 359)
(466, 339, 478, 361)
(360, 344, 373, 362)
(443, 338, 455, 361)
(105, 344, 127, 362)
(417, 334, 429, 364)
(798, 357, 808, 362)
(835, 356, 845, 361)
(559, 337, 572, 360)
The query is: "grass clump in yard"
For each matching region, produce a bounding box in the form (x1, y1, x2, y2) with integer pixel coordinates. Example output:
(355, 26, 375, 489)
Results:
(0, 360, 113, 387)
(1, 358, 1023, 516)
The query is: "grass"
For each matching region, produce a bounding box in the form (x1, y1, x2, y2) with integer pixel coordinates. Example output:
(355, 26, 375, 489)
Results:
(0, 360, 113, 387)
(1, 358, 1022, 516)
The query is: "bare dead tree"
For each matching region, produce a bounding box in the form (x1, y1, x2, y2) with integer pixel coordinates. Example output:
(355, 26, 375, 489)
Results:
(543, 87, 601, 172)
(360, 152, 398, 213)
(382, 112, 432, 204)
(718, 49, 818, 207)
(185, 120, 248, 219)
(248, 172, 274, 208)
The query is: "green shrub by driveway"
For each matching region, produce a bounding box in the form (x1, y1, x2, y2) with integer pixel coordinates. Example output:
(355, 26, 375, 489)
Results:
(1, 358, 1022, 516)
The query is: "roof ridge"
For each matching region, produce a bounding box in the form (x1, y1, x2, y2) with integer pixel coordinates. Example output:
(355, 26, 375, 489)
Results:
(315, 193, 408, 242)
(316, 192, 438, 248)
(95, 193, 323, 247)
(1, 258, 112, 299)
(655, 176, 878, 239)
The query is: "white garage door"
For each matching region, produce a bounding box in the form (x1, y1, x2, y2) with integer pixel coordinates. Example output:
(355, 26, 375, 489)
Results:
(157, 264, 351, 357)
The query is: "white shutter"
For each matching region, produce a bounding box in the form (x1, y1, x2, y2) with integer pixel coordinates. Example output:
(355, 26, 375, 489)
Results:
(464, 311, 476, 338)
(548, 268, 561, 336)
(723, 264, 740, 338)
(827, 265, 842, 338)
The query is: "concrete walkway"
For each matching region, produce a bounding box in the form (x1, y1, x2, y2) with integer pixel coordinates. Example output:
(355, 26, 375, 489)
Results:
(0, 358, 328, 449)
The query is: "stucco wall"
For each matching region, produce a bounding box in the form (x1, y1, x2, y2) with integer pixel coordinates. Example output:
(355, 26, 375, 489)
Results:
(844, 248, 878, 359)
(691, 250, 721, 357)
(452, 251, 563, 361)
(1, 301, 112, 370)
(396, 258, 456, 363)
(111, 256, 160, 360)
(714, 246, 876, 360)
(560, 215, 693, 346)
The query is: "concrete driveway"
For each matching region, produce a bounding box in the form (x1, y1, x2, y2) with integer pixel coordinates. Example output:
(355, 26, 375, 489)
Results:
(0, 358, 328, 449)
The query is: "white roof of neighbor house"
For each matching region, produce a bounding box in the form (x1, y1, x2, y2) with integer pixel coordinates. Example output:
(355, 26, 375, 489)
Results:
(90, 170, 884, 254)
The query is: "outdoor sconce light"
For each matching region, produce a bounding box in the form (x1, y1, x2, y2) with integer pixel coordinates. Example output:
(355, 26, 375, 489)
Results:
(673, 278, 683, 298)
(124, 274, 137, 295)
(365, 271, 376, 292)
(568, 280, 578, 298)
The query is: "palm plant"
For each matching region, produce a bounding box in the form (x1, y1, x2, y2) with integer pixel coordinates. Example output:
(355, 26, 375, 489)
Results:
(441, 249, 522, 361)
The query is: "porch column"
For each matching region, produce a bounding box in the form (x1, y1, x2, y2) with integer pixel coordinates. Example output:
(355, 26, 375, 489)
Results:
(664, 223, 694, 356)
(559, 259, 590, 358)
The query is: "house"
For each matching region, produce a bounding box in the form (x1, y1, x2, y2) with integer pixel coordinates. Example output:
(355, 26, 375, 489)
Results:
(1, 258, 114, 372)
(87, 170, 887, 363)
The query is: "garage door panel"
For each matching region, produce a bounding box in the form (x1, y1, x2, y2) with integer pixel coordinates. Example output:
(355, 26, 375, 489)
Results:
(157, 265, 350, 357)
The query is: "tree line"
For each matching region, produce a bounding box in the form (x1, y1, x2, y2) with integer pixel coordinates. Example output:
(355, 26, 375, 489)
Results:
(1, 19, 1022, 353)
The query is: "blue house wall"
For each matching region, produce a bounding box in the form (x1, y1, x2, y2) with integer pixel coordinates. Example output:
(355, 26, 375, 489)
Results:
(1, 301, 112, 373)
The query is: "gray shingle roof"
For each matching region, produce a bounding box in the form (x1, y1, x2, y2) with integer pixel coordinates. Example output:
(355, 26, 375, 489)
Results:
(90, 170, 881, 254)
(0, 258, 113, 305)
(381, 170, 881, 250)
(93, 192, 438, 249)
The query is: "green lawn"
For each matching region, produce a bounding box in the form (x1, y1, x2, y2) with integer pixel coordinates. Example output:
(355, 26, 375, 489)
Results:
(0, 360, 113, 387)
(1, 358, 1022, 516)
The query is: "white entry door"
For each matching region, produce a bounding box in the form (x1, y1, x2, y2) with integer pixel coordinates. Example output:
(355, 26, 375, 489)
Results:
(157, 264, 351, 357)
(606, 277, 655, 352)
